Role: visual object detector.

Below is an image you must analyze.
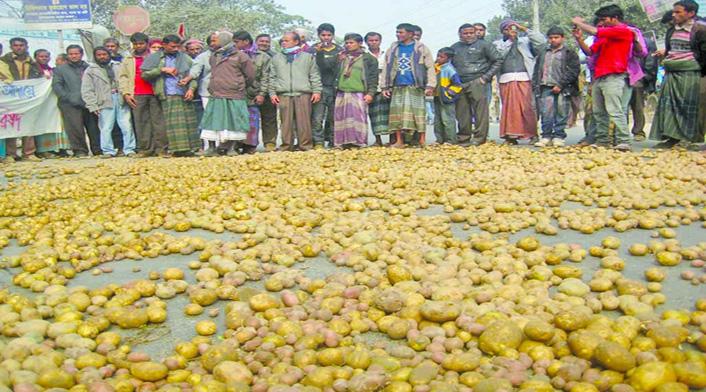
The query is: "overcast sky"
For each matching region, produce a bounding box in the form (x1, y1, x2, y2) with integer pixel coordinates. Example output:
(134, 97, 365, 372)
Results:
(275, 0, 506, 51)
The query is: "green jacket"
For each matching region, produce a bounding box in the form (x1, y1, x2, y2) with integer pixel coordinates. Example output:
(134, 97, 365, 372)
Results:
(140, 51, 197, 101)
(268, 50, 322, 96)
(248, 50, 271, 100)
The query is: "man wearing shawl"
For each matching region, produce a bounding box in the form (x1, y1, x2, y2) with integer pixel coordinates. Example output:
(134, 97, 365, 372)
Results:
(183, 38, 206, 129)
(141, 35, 200, 156)
(199, 31, 256, 156)
(493, 19, 544, 144)
(33, 49, 72, 158)
(333, 33, 379, 148)
(650, 0, 706, 148)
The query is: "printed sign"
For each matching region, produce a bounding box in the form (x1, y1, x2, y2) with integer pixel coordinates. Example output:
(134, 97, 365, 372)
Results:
(0, 78, 62, 139)
(22, 0, 93, 30)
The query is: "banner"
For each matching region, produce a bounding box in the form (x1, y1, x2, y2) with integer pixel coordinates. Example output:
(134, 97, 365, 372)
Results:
(0, 78, 62, 139)
(22, 0, 93, 30)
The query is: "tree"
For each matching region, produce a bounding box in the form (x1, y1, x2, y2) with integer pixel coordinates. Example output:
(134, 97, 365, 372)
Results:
(92, 0, 309, 40)
(487, 0, 664, 42)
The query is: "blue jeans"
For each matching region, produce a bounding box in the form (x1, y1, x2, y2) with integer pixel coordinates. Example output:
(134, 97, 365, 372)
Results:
(538, 87, 569, 139)
(99, 93, 136, 155)
(592, 74, 632, 145)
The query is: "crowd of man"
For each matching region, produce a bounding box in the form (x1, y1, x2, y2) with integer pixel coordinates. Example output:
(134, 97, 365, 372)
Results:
(1, 0, 705, 162)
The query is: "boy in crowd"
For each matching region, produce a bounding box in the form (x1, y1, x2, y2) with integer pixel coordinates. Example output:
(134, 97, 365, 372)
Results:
(434, 47, 462, 144)
(533, 27, 580, 147)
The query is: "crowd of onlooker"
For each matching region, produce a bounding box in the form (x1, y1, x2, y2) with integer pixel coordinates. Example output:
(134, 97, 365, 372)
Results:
(1, 0, 705, 163)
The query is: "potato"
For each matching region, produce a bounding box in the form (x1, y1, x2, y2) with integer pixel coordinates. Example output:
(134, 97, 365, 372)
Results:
(130, 361, 169, 382)
(479, 320, 523, 355)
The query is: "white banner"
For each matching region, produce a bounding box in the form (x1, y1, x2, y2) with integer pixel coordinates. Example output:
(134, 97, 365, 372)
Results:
(0, 78, 62, 139)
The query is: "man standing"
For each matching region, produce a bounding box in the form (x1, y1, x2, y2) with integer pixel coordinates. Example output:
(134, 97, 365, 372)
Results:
(199, 31, 255, 156)
(573, 5, 635, 151)
(0, 37, 42, 162)
(33, 49, 72, 158)
(119, 32, 168, 157)
(494, 20, 544, 144)
(268, 31, 322, 151)
(380, 23, 436, 148)
(104, 37, 127, 151)
(630, 35, 658, 141)
(82, 46, 136, 158)
(650, 0, 706, 148)
(309, 23, 342, 148)
(183, 38, 206, 132)
(533, 27, 580, 147)
(233, 30, 270, 154)
(451, 24, 502, 145)
(141, 34, 200, 156)
(53, 44, 101, 157)
(256, 34, 278, 151)
(365, 32, 390, 146)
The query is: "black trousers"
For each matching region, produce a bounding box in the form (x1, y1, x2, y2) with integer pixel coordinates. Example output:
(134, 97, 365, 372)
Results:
(59, 103, 101, 156)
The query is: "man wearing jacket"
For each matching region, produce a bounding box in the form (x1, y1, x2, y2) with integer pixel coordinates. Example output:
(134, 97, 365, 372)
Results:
(451, 24, 502, 146)
(53, 44, 101, 157)
(309, 23, 342, 148)
(0, 37, 42, 162)
(269, 31, 322, 151)
(494, 20, 544, 144)
(532, 27, 580, 147)
(119, 32, 168, 157)
(82, 46, 136, 158)
(380, 23, 436, 148)
(630, 35, 658, 141)
(140, 35, 200, 156)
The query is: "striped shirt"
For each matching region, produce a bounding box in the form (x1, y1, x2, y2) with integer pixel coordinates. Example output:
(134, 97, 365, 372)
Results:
(666, 20, 697, 63)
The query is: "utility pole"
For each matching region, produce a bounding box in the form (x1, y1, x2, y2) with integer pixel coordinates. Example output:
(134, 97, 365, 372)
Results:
(532, 0, 540, 31)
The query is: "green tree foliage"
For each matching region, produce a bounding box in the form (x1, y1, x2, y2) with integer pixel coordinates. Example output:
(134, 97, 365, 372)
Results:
(487, 0, 664, 42)
(92, 0, 309, 40)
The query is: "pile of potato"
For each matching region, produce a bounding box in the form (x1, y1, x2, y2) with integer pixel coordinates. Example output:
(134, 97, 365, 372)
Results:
(0, 145, 705, 391)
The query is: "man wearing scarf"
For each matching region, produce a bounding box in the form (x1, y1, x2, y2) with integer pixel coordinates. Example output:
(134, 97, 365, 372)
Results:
(81, 46, 137, 158)
(493, 19, 544, 145)
(199, 31, 255, 156)
(141, 34, 200, 156)
(268, 31, 322, 151)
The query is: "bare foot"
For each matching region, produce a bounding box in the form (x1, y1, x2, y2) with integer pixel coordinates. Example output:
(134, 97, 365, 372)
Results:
(390, 143, 405, 149)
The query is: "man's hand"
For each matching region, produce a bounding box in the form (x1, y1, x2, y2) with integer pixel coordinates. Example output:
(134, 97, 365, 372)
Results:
(364, 94, 373, 104)
(93, 111, 100, 118)
(382, 89, 392, 99)
(513, 22, 528, 32)
(571, 16, 585, 25)
(161, 67, 177, 76)
(271, 95, 280, 105)
(552, 86, 562, 94)
(255, 95, 265, 105)
(424, 87, 434, 96)
(184, 90, 194, 101)
(653, 49, 666, 58)
(178, 76, 192, 86)
(572, 27, 583, 40)
(124, 94, 137, 109)
(311, 93, 321, 103)
(478, 78, 487, 85)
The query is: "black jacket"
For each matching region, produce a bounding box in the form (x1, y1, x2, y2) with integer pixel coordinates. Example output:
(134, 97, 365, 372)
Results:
(309, 43, 343, 88)
(532, 45, 580, 97)
(52, 61, 89, 107)
(665, 21, 706, 76)
(640, 37, 659, 93)
(450, 39, 502, 83)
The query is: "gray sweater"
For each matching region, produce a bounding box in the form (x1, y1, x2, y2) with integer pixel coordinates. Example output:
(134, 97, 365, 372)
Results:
(52, 61, 89, 107)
